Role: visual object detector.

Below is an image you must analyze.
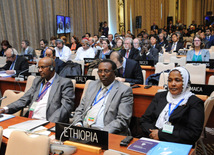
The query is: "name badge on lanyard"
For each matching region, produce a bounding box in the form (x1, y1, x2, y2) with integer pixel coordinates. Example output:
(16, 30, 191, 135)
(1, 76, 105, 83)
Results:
(162, 99, 184, 134)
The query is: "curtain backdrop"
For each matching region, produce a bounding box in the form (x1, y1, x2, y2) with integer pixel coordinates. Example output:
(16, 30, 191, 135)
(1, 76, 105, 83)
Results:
(126, 0, 169, 35)
(0, 0, 108, 52)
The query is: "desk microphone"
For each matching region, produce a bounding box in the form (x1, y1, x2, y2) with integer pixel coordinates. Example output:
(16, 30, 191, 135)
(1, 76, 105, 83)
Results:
(51, 106, 92, 154)
(15, 69, 29, 81)
(0, 96, 7, 101)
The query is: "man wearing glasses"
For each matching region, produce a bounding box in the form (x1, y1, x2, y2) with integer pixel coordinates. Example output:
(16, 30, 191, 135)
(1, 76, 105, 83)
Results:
(73, 59, 133, 135)
(0, 57, 75, 123)
(0, 48, 29, 75)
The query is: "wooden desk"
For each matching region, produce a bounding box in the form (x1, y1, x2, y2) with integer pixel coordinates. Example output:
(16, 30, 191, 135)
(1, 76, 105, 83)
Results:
(0, 77, 26, 94)
(1, 116, 195, 155)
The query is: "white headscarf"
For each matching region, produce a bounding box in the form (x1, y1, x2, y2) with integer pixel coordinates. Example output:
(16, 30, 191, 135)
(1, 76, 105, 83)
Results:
(155, 67, 194, 129)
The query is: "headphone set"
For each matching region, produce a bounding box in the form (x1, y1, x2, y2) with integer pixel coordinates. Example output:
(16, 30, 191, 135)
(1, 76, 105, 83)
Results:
(11, 48, 15, 57)
(49, 58, 55, 71)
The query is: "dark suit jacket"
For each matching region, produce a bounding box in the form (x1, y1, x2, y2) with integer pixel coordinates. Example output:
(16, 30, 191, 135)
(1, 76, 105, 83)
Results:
(151, 44, 161, 53)
(55, 58, 66, 74)
(74, 80, 133, 135)
(135, 48, 159, 64)
(166, 41, 184, 52)
(117, 58, 143, 84)
(140, 91, 204, 146)
(121, 48, 139, 60)
(0, 55, 29, 75)
(7, 74, 75, 123)
(151, 25, 158, 30)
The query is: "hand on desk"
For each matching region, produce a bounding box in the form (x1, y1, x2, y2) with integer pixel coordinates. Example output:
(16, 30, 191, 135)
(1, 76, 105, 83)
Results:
(115, 77, 125, 82)
(6, 70, 15, 75)
(0, 108, 5, 114)
(149, 129, 159, 140)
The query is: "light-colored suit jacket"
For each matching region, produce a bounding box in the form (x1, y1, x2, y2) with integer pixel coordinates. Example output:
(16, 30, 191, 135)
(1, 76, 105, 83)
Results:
(186, 49, 210, 61)
(7, 74, 75, 123)
(74, 80, 133, 135)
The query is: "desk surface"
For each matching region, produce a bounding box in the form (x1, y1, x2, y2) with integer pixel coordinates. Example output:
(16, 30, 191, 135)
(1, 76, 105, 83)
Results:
(0, 116, 195, 155)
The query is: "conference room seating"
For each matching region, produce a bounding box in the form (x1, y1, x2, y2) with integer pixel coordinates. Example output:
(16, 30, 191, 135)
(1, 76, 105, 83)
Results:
(0, 57, 6, 67)
(197, 94, 214, 155)
(92, 68, 99, 79)
(5, 130, 50, 155)
(71, 79, 76, 92)
(72, 60, 84, 75)
(185, 64, 206, 84)
(155, 62, 175, 74)
(170, 56, 186, 67)
(161, 52, 177, 63)
(1, 90, 25, 116)
(24, 75, 36, 92)
(209, 52, 214, 59)
(208, 75, 214, 85)
(142, 70, 146, 85)
(0, 126, 3, 149)
(35, 50, 41, 58)
(80, 80, 93, 101)
(158, 72, 169, 87)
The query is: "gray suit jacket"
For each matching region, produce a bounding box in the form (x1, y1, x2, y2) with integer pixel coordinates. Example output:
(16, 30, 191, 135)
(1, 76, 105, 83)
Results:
(7, 74, 75, 123)
(21, 46, 37, 58)
(73, 80, 133, 135)
(186, 49, 210, 61)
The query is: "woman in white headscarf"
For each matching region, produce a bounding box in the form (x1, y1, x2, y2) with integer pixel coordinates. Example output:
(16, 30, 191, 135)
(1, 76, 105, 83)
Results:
(140, 67, 204, 146)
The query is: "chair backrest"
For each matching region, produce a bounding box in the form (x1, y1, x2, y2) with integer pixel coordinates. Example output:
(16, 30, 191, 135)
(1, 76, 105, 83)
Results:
(123, 82, 130, 87)
(142, 70, 146, 85)
(158, 72, 169, 87)
(209, 51, 214, 59)
(204, 96, 214, 127)
(70, 52, 76, 60)
(0, 57, 6, 67)
(80, 80, 93, 101)
(72, 60, 85, 75)
(92, 68, 99, 80)
(185, 64, 206, 84)
(71, 79, 76, 92)
(170, 56, 186, 67)
(162, 52, 177, 63)
(35, 50, 41, 58)
(24, 75, 36, 92)
(208, 75, 214, 85)
(29, 65, 38, 74)
(155, 62, 175, 73)
(0, 126, 3, 149)
(5, 130, 50, 155)
(210, 46, 214, 52)
(1, 90, 25, 116)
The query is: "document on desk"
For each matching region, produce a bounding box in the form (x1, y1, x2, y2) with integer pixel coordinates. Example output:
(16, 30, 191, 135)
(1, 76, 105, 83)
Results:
(8, 120, 49, 131)
(0, 71, 14, 77)
(0, 114, 15, 122)
(127, 137, 159, 154)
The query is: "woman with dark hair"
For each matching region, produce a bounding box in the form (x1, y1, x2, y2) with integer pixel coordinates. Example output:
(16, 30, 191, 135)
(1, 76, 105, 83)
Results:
(186, 35, 210, 61)
(0, 40, 12, 56)
(70, 35, 81, 52)
(140, 67, 204, 146)
(95, 39, 112, 59)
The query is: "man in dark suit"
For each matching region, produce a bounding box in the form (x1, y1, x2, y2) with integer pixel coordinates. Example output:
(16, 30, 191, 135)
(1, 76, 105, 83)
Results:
(166, 33, 184, 53)
(110, 51, 143, 84)
(135, 39, 159, 64)
(0, 57, 75, 123)
(150, 35, 162, 53)
(151, 23, 158, 31)
(0, 48, 29, 75)
(45, 48, 65, 74)
(40, 39, 49, 58)
(73, 59, 133, 135)
(121, 37, 139, 60)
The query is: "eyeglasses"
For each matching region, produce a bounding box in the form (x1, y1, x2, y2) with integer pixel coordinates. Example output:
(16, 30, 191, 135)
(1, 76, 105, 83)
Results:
(37, 66, 50, 69)
(97, 69, 113, 74)
(194, 40, 201, 42)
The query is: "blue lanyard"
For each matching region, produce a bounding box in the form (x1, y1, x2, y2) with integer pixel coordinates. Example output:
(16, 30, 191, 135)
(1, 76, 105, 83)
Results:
(37, 80, 54, 99)
(168, 98, 184, 117)
(58, 48, 63, 57)
(194, 50, 201, 61)
(9, 56, 17, 70)
(101, 53, 105, 59)
(92, 84, 114, 106)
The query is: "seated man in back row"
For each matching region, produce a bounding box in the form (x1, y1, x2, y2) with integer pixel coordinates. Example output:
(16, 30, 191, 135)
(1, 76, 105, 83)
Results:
(0, 57, 75, 123)
(0, 48, 29, 75)
(110, 51, 144, 84)
(73, 59, 133, 135)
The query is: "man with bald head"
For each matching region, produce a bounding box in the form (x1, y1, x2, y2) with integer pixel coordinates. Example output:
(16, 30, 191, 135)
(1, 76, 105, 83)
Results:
(0, 48, 29, 75)
(0, 57, 74, 123)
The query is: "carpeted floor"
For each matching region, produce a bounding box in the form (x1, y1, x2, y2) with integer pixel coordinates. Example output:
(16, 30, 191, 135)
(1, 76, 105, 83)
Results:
(196, 127, 214, 155)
